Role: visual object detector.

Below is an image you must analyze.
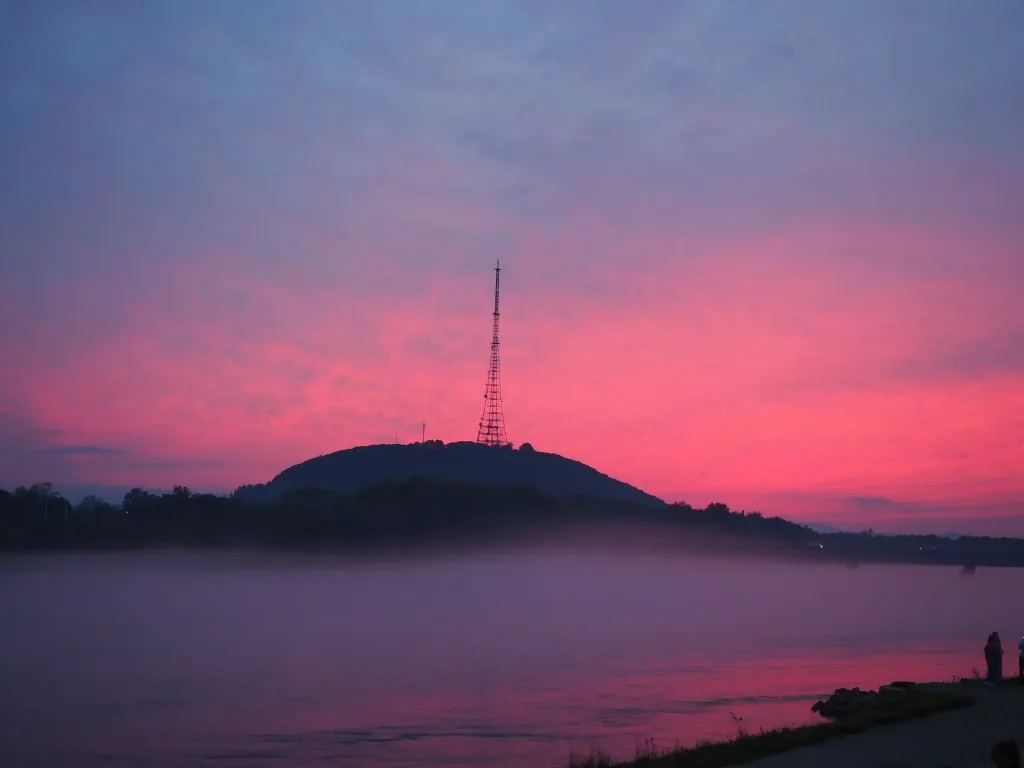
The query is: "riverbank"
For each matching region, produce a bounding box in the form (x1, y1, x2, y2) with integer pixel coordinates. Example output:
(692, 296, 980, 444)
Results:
(576, 680, 1024, 768)
(746, 680, 1024, 768)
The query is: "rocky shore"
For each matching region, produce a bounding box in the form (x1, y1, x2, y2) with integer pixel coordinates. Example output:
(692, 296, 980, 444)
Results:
(747, 680, 1024, 768)
(579, 679, 1024, 768)
(811, 680, 921, 719)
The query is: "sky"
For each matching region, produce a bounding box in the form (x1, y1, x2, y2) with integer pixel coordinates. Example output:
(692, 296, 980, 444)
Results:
(1, 0, 1022, 534)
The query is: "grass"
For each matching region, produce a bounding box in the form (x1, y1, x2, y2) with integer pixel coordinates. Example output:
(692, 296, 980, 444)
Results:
(569, 688, 974, 768)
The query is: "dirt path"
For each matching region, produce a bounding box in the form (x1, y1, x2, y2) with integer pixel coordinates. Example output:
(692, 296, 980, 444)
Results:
(744, 683, 1024, 768)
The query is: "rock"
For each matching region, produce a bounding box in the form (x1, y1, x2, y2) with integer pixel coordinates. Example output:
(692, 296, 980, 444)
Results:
(879, 684, 910, 702)
(812, 684, 907, 720)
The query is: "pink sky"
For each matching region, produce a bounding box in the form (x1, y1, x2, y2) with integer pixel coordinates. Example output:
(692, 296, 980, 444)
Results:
(2, 2, 1022, 534)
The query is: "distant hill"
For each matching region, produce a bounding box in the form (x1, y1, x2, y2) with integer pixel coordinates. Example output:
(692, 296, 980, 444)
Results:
(234, 441, 665, 507)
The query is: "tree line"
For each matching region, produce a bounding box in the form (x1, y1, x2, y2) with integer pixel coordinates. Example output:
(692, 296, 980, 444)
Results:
(0, 478, 817, 551)
(3, 479, 1023, 566)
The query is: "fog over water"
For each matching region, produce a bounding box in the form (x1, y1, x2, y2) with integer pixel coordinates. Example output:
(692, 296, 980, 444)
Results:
(1, 549, 1017, 767)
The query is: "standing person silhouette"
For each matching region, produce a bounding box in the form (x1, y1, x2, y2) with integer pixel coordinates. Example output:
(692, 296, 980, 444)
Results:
(994, 633, 1005, 679)
(1018, 636, 1024, 680)
(986, 633, 1003, 681)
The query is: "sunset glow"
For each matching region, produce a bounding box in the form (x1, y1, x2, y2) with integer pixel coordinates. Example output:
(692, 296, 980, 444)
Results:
(2, 2, 1022, 534)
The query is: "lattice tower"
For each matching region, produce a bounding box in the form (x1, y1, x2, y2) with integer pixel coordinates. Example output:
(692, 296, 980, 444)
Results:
(476, 261, 508, 446)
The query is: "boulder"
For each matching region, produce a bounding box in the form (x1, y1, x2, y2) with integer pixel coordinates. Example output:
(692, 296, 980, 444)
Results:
(812, 684, 905, 719)
(879, 684, 910, 703)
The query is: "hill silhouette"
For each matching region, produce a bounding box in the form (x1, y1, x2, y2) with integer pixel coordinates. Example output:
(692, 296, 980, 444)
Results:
(233, 441, 664, 506)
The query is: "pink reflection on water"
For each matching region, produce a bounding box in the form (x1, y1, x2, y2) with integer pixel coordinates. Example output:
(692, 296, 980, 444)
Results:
(0, 553, 1009, 768)
(245, 642, 981, 767)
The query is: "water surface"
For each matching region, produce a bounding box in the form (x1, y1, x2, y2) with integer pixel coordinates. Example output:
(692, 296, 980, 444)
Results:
(0, 549, 1013, 767)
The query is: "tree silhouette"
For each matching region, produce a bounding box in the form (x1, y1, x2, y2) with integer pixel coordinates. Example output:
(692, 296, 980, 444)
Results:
(0, 478, 1022, 567)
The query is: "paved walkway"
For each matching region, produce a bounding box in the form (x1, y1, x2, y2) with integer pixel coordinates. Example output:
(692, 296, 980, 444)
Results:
(745, 683, 1024, 768)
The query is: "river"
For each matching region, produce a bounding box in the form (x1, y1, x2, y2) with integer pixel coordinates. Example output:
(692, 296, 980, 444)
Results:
(0, 548, 1015, 767)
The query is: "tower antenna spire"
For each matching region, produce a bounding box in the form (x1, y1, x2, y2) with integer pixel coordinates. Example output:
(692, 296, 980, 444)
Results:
(477, 260, 509, 446)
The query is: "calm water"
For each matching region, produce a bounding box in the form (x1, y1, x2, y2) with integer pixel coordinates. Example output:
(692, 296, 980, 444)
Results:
(1, 548, 1017, 767)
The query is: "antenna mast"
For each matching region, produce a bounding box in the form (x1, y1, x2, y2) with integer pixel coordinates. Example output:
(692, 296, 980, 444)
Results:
(476, 261, 509, 446)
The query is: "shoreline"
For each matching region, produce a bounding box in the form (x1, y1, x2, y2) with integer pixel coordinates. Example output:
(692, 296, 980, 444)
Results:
(5, 541, 1024, 572)
(574, 679, 1024, 768)
(8, 478, 1024, 568)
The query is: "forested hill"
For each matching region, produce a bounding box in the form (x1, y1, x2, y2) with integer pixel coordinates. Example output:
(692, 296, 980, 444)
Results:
(233, 441, 665, 507)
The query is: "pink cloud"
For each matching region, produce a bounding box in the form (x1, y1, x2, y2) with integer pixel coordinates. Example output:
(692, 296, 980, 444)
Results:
(2, 211, 1022, 536)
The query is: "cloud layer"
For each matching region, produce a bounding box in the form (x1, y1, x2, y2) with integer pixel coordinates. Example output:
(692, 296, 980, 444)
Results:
(2, 1, 1022, 529)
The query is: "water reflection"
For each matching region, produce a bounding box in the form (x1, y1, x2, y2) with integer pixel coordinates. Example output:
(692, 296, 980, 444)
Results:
(0, 550, 1016, 766)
